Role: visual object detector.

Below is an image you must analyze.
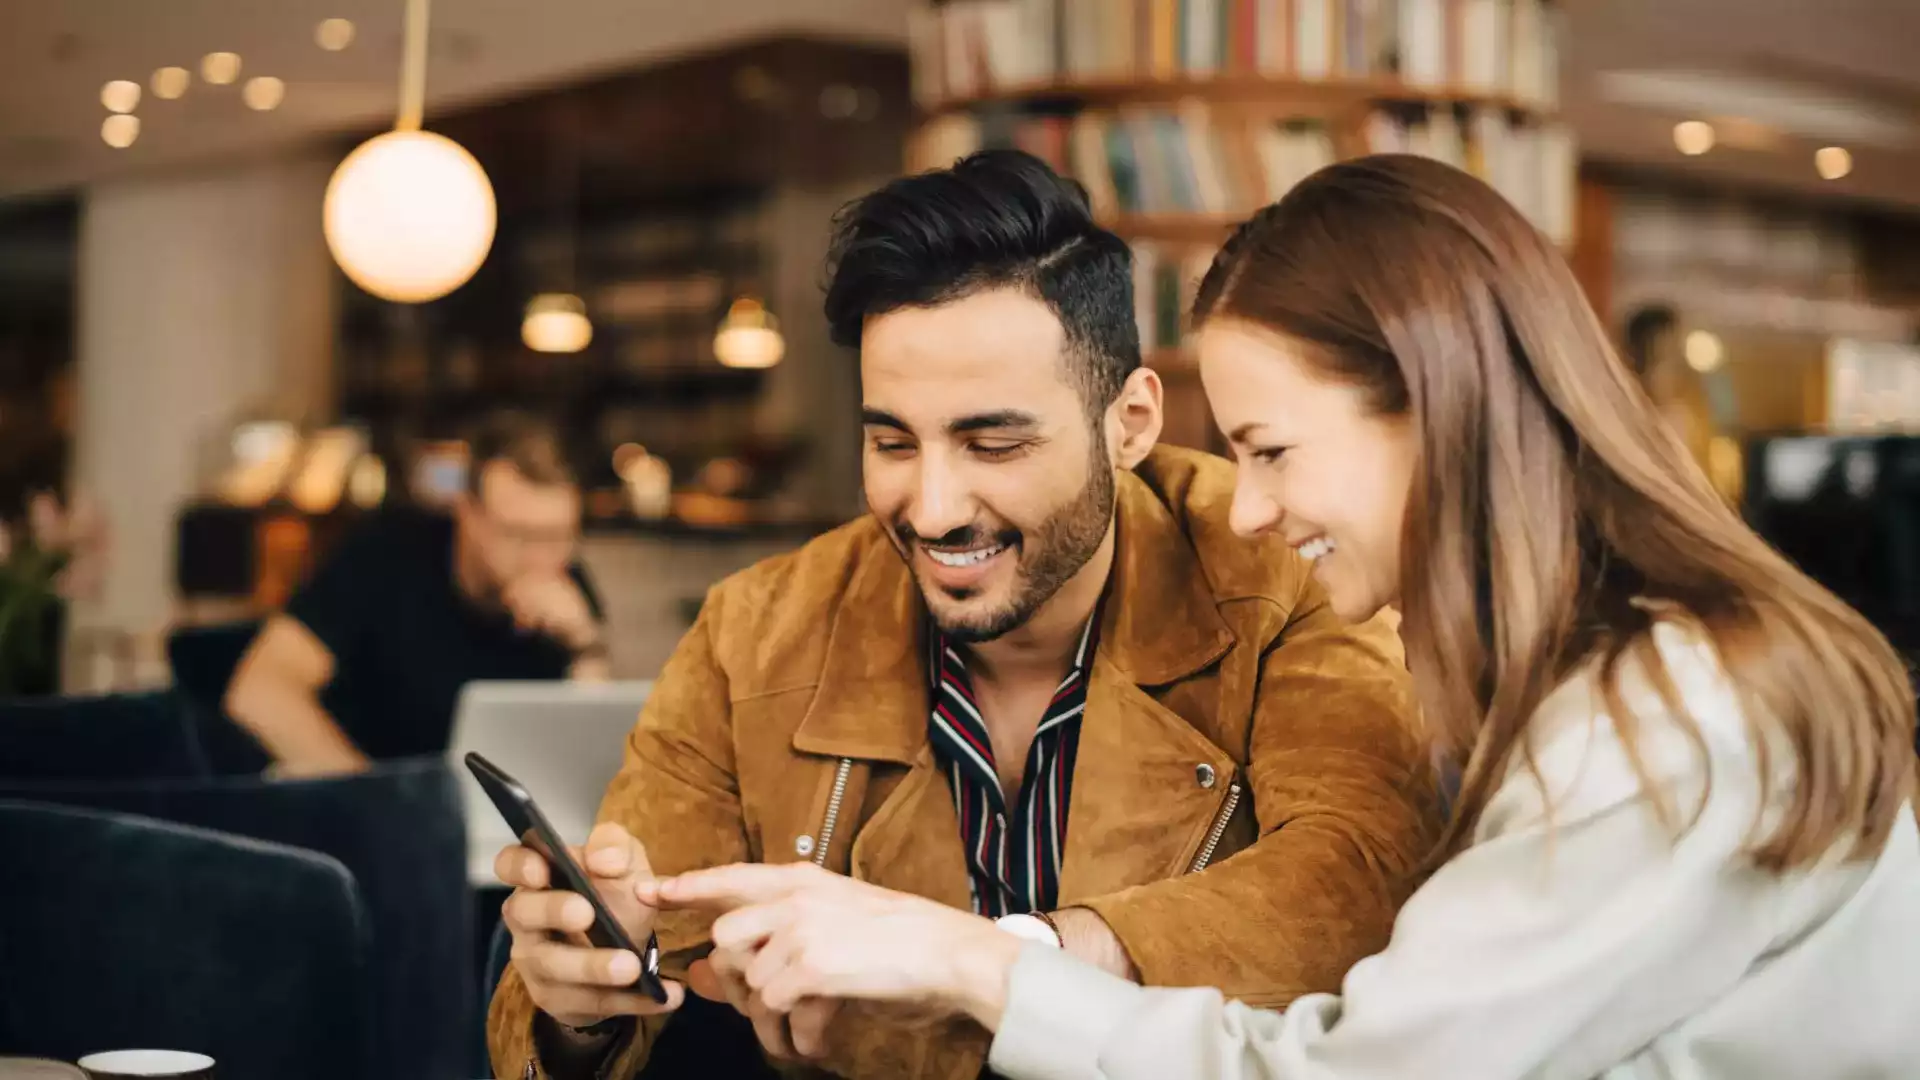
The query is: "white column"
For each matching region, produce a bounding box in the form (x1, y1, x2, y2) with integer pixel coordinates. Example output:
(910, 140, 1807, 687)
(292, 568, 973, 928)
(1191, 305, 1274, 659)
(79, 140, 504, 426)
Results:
(70, 154, 338, 667)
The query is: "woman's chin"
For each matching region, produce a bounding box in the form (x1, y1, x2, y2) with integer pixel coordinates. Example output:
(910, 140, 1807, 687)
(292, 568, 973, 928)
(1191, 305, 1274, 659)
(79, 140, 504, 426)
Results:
(1325, 584, 1392, 627)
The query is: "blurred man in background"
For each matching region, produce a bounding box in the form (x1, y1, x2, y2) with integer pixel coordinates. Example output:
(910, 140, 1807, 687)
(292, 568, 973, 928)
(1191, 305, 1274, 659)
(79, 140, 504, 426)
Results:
(226, 412, 608, 776)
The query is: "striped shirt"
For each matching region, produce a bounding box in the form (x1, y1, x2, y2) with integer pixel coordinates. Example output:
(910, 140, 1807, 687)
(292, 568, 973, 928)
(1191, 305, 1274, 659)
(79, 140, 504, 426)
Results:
(927, 617, 1097, 918)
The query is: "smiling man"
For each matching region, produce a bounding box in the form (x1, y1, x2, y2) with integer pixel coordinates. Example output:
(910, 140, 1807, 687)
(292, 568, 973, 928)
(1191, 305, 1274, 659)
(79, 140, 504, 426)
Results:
(486, 151, 1442, 1080)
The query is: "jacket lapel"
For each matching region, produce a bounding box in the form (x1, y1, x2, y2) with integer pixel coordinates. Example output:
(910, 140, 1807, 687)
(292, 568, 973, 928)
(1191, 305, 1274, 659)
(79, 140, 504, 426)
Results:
(1059, 470, 1240, 902)
(788, 538, 974, 907)
(789, 538, 927, 766)
(847, 746, 975, 911)
(786, 467, 1245, 909)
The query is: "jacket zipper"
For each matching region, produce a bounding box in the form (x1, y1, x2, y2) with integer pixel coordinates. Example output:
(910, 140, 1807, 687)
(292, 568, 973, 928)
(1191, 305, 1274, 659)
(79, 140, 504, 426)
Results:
(1187, 781, 1243, 873)
(813, 757, 854, 867)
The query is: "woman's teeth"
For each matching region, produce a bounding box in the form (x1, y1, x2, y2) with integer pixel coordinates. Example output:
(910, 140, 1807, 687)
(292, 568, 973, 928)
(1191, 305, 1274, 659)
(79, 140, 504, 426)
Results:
(1298, 537, 1336, 563)
(927, 544, 1005, 568)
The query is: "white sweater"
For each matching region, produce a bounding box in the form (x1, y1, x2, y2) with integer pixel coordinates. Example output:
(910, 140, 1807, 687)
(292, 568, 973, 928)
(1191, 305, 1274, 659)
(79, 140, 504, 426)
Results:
(991, 622, 1920, 1080)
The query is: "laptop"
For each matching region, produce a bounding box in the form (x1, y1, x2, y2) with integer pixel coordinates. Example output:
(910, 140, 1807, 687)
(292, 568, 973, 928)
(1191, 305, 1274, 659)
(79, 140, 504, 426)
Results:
(449, 679, 652, 887)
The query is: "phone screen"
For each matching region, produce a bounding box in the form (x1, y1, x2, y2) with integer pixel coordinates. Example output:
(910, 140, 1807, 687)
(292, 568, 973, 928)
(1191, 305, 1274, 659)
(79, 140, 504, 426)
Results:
(465, 751, 668, 1003)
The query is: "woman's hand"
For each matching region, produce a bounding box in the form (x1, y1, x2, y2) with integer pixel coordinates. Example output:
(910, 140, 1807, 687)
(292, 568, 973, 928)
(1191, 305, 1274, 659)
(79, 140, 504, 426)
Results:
(642, 862, 1023, 1048)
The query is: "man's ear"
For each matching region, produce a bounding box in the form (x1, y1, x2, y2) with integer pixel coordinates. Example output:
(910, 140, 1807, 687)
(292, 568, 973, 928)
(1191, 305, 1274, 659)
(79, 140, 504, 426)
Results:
(1106, 366, 1163, 471)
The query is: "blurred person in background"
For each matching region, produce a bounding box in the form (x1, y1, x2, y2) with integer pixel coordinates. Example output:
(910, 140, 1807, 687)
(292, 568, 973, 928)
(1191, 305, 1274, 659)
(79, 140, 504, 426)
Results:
(1623, 304, 1713, 472)
(485, 150, 1439, 1080)
(226, 411, 607, 777)
(645, 155, 1920, 1080)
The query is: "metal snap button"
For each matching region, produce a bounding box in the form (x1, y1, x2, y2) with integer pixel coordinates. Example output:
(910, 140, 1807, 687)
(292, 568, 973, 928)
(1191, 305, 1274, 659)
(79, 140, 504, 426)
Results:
(1196, 763, 1217, 789)
(794, 834, 816, 857)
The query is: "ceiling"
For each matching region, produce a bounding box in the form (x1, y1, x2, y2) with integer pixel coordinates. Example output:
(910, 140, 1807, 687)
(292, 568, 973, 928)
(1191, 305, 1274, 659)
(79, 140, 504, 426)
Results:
(1555, 0, 1920, 212)
(1, 0, 1917, 211)
(0, 0, 907, 199)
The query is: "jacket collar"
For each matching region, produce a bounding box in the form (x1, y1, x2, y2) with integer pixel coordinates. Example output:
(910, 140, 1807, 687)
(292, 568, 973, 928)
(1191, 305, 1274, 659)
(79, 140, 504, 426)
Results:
(791, 467, 1234, 764)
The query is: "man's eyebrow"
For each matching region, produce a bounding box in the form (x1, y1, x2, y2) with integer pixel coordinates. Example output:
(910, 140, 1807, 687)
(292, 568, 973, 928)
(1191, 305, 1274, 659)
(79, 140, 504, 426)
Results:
(861, 408, 909, 430)
(949, 410, 1042, 435)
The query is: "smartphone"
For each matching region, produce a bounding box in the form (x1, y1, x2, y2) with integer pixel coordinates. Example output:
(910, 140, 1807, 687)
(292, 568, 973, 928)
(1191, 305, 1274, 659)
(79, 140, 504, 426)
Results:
(465, 751, 668, 1003)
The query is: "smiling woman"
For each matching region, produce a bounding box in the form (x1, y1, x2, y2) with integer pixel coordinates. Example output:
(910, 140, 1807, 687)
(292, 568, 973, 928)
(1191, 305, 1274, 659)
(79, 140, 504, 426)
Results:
(1198, 320, 1416, 625)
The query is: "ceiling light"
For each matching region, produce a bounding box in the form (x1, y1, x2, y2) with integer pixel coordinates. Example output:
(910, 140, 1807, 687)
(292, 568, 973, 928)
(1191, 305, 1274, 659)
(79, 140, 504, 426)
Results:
(325, 131, 496, 303)
(101, 114, 140, 149)
(242, 76, 285, 111)
(1815, 146, 1853, 180)
(201, 52, 242, 86)
(151, 66, 191, 99)
(100, 80, 141, 114)
(713, 298, 785, 369)
(1685, 330, 1725, 373)
(1673, 121, 1715, 156)
(522, 294, 593, 353)
(323, 0, 495, 304)
(316, 18, 356, 51)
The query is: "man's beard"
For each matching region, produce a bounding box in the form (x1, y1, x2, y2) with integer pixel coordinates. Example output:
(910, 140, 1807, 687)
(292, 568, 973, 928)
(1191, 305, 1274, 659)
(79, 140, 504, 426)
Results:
(894, 443, 1116, 644)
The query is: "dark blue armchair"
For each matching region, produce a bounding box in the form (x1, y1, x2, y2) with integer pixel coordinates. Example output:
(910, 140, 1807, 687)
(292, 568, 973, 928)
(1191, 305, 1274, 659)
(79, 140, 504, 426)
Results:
(0, 760, 473, 1080)
(0, 800, 374, 1078)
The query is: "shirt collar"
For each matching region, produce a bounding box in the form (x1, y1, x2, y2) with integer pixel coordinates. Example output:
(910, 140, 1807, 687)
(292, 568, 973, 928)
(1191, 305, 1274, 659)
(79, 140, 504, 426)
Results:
(929, 607, 1101, 686)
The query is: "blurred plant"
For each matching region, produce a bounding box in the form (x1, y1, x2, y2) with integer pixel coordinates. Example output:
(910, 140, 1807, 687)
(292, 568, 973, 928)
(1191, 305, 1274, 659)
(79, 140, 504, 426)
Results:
(0, 492, 108, 696)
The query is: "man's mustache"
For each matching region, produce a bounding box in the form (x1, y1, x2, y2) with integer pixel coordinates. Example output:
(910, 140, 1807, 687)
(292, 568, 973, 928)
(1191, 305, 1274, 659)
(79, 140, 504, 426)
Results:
(893, 523, 1021, 550)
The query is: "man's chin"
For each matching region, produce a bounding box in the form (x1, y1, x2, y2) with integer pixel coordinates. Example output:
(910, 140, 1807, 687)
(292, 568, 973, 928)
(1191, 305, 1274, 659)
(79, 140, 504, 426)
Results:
(920, 590, 1024, 645)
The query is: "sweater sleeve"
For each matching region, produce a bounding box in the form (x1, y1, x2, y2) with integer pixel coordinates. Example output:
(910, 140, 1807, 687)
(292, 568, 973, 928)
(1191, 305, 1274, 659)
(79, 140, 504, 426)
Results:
(989, 626, 1790, 1080)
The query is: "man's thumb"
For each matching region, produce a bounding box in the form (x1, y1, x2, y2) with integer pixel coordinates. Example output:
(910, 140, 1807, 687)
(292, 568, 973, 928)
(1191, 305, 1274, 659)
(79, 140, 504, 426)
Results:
(584, 823, 635, 876)
(686, 959, 727, 1003)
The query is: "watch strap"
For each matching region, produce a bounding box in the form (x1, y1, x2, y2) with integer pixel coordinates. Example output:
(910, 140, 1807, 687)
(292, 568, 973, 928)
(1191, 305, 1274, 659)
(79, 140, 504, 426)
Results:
(1029, 909, 1064, 947)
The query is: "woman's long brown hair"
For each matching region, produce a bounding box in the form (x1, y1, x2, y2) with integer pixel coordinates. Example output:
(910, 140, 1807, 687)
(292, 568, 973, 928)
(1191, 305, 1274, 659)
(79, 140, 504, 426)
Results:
(1195, 154, 1915, 867)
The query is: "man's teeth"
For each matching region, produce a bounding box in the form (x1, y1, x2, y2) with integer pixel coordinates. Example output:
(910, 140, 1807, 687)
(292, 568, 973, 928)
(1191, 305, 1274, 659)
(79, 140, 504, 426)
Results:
(1298, 537, 1336, 562)
(927, 544, 1005, 568)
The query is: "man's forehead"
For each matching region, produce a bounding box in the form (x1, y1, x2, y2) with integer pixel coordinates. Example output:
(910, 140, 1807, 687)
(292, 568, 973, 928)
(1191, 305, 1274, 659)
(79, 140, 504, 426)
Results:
(477, 463, 577, 511)
(862, 289, 1067, 365)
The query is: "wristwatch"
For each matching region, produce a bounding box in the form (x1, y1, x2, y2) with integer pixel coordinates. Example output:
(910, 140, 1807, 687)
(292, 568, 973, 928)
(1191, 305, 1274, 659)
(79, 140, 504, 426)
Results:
(994, 912, 1063, 948)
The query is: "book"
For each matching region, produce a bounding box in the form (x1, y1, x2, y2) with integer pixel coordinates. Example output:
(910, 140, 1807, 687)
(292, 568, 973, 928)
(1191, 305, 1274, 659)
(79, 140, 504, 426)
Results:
(909, 0, 1560, 101)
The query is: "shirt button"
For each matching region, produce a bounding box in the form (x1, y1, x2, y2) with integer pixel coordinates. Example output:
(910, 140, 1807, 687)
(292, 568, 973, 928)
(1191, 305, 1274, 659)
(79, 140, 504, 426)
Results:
(794, 834, 816, 857)
(1195, 763, 1217, 789)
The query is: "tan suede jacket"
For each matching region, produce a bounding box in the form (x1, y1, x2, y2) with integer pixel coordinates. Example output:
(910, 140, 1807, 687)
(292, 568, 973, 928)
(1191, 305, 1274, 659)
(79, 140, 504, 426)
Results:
(488, 446, 1441, 1080)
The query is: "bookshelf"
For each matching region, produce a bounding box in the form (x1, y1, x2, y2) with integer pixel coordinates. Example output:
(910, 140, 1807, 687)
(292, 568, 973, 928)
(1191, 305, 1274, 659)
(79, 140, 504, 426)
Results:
(322, 35, 912, 530)
(922, 73, 1544, 117)
(334, 193, 777, 500)
(907, 0, 1574, 451)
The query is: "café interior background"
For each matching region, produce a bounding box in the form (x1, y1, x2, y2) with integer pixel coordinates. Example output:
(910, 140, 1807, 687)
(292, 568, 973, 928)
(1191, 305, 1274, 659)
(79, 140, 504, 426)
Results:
(0, 0, 1918, 1075)
(0, 0, 1916, 688)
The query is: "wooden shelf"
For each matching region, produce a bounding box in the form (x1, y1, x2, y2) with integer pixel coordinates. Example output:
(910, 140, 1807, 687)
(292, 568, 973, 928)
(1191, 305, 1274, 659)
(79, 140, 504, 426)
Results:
(1103, 213, 1240, 247)
(1146, 347, 1198, 373)
(922, 74, 1550, 120)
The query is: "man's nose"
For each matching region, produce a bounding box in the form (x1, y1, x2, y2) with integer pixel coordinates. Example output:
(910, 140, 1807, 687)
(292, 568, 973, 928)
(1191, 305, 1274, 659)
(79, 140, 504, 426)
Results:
(906, 457, 975, 542)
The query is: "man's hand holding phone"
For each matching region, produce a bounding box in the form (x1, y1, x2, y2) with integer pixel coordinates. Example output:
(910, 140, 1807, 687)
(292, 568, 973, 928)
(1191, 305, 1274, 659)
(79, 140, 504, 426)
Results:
(496, 822, 684, 1032)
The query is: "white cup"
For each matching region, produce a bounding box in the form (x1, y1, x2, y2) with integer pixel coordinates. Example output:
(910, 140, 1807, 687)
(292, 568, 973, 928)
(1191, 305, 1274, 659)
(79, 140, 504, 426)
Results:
(75, 1051, 214, 1079)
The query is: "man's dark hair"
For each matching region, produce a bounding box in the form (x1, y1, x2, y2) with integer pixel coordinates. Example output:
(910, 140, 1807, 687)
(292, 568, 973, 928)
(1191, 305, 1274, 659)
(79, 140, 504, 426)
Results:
(823, 149, 1140, 417)
(466, 410, 574, 493)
